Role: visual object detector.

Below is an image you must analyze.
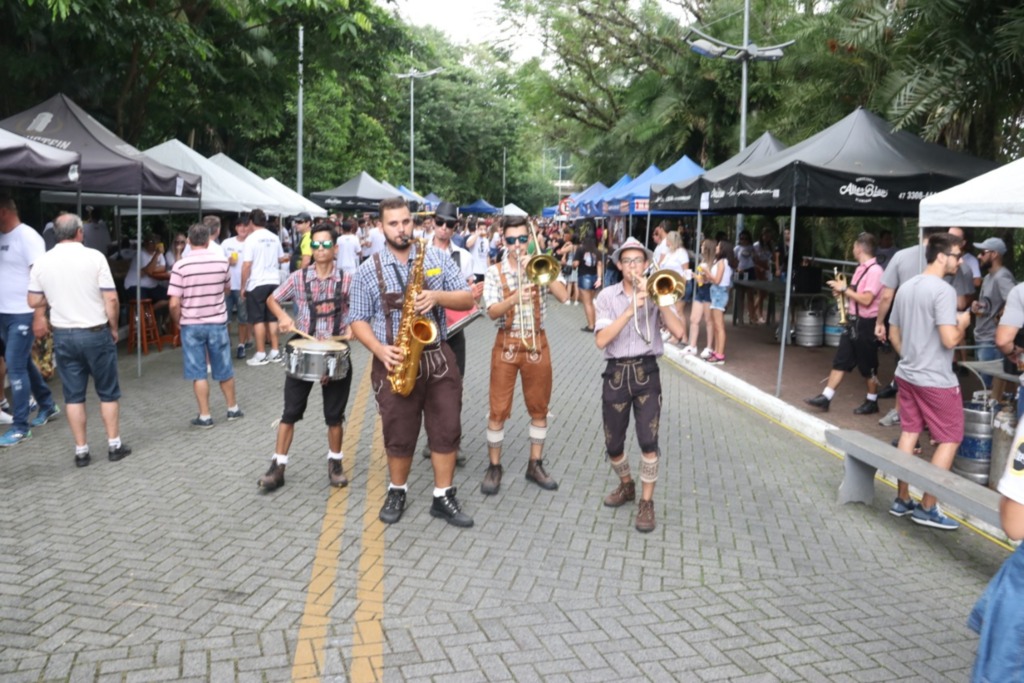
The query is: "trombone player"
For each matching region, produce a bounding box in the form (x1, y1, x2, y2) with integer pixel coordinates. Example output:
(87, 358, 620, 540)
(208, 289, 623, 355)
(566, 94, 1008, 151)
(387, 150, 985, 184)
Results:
(803, 232, 884, 415)
(480, 215, 570, 496)
(594, 237, 687, 533)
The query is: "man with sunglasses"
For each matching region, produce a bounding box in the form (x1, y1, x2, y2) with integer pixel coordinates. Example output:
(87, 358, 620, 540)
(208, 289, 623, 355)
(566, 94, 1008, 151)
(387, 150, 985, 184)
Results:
(888, 232, 972, 530)
(293, 212, 315, 271)
(257, 224, 354, 492)
(593, 237, 688, 532)
(480, 215, 570, 496)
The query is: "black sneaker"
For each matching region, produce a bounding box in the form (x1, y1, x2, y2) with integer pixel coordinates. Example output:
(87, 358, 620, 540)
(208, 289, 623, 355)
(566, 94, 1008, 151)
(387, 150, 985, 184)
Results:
(75, 451, 91, 468)
(379, 488, 407, 524)
(877, 383, 898, 399)
(108, 443, 132, 462)
(226, 408, 244, 421)
(803, 394, 830, 411)
(853, 399, 879, 415)
(235, 344, 246, 360)
(430, 487, 474, 528)
(191, 416, 215, 429)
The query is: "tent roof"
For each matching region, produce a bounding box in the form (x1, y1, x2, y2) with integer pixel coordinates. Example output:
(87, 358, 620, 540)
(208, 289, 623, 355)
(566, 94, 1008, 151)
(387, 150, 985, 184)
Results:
(919, 157, 1020, 228)
(580, 173, 632, 217)
(570, 181, 608, 206)
(145, 140, 284, 213)
(310, 171, 394, 210)
(608, 164, 662, 202)
(501, 203, 528, 216)
(651, 132, 787, 210)
(209, 153, 319, 216)
(711, 108, 998, 216)
(263, 177, 327, 218)
(0, 127, 81, 188)
(0, 93, 200, 197)
(459, 198, 499, 214)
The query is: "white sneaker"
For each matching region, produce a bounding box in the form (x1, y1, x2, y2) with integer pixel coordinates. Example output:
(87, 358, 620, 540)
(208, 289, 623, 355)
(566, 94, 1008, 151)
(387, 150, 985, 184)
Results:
(661, 329, 673, 342)
(0, 411, 12, 425)
(268, 351, 284, 363)
(699, 347, 714, 360)
(682, 345, 698, 356)
(246, 353, 269, 367)
(574, 301, 580, 306)
(879, 408, 900, 427)
(563, 300, 571, 305)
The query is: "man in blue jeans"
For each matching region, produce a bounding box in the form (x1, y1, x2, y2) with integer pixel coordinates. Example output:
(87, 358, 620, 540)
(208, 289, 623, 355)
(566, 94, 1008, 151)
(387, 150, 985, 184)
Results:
(28, 213, 130, 466)
(0, 196, 58, 446)
(168, 222, 243, 428)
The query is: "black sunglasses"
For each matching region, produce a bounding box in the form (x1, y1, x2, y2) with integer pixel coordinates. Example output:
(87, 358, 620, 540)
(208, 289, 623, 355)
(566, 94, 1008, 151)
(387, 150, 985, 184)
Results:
(310, 240, 334, 249)
(434, 218, 457, 228)
(505, 235, 530, 245)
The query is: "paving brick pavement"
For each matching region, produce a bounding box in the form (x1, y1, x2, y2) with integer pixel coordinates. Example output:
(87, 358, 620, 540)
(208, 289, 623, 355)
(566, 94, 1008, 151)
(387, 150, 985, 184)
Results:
(0, 297, 1011, 681)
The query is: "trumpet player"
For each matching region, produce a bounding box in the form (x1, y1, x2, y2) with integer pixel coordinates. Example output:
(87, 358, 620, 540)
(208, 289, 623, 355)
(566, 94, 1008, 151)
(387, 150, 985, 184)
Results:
(594, 237, 687, 532)
(804, 232, 884, 415)
(480, 215, 570, 496)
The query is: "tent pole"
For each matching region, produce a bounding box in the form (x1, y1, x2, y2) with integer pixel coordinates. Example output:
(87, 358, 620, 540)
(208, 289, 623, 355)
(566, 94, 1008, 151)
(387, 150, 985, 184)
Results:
(775, 194, 798, 398)
(696, 210, 703, 252)
(136, 194, 143, 377)
(644, 211, 652, 249)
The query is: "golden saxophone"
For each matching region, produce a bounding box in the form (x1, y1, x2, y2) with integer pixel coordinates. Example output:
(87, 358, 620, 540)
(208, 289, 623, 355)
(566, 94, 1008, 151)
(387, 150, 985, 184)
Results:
(388, 238, 439, 397)
(834, 268, 849, 326)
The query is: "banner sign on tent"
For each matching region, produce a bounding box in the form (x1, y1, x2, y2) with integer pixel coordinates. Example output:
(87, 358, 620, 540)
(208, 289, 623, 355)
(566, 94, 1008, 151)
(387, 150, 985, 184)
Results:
(558, 196, 572, 215)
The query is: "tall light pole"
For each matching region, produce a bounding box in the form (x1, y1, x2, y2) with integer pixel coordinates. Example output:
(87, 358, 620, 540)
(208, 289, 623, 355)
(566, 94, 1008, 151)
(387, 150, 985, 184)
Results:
(394, 66, 442, 193)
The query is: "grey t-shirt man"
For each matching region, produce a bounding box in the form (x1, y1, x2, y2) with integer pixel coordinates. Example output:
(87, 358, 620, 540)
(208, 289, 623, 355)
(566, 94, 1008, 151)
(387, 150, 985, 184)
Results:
(975, 267, 1017, 344)
(999, 284, 1024, 330)
(891, 273, 959, 389)
(882, 244, 974, 297)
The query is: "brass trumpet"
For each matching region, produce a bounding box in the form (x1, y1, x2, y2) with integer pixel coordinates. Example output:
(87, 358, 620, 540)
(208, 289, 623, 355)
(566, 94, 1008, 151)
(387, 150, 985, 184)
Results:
(646, 269, 687, 306)
(524, 219, 560, 286)
(834, 268, 849, 326)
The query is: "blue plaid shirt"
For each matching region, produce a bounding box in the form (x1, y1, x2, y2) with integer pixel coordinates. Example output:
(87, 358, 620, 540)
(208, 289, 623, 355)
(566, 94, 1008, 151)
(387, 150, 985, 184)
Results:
(348, 243, 469, 342)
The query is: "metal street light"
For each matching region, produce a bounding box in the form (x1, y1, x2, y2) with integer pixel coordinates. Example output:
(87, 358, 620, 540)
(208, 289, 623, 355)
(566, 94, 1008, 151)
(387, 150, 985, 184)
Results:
(394, 66, 443, 193)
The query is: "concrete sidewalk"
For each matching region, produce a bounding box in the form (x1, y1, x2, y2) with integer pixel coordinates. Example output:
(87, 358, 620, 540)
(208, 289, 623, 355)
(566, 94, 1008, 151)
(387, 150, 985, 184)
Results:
(0, 298, 1009, 681)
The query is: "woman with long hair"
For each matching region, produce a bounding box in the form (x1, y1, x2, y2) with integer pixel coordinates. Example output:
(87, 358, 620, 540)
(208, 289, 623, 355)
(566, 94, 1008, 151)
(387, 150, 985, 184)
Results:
(683, 239, 717, 356)
(660, 230, 690, 345)
(706, 239, 736, 364)
(574, 234, 603, 331)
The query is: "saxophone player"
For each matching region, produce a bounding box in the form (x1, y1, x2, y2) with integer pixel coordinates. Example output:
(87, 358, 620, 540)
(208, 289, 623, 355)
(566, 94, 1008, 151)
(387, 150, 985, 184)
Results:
(803, 232, 884, 415)
(349, 197, 476, 527)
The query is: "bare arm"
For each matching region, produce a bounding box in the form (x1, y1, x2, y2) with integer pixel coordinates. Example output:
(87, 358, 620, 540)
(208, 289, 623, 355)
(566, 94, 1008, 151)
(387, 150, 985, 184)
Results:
(169, 295, 181, 325)
(937, 311, 971, 349)
(104, 290, 119, 342)
(240, 262, 252, 296)
(996, 324, 1020, 357)
(874, 287, 896, 341)
(1001, 496, 1024, 541)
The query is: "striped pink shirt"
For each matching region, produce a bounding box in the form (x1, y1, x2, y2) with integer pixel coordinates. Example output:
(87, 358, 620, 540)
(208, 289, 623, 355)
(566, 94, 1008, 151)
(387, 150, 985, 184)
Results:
(594, 282, 665, 359)
(167, 249, 230, 325)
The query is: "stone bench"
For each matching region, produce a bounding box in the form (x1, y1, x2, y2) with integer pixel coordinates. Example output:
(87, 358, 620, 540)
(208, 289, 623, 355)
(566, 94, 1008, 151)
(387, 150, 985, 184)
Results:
(826, 428, 1001, 530)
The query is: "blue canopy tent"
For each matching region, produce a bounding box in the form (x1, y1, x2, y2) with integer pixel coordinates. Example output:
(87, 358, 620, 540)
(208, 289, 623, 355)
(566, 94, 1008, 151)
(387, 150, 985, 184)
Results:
(398, 184, 427, 211)
(605, 164, 662, 215)
(541, 205, 559, 218)
(421, 192, 441, 211)
(621, 155, 706, 244)
(566, 181, 608, 219)
(459, 198, 499, 214)
(582, 174, 633, 217)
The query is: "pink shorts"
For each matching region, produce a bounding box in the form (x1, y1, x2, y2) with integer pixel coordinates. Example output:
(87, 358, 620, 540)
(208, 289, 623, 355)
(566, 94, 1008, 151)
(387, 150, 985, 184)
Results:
(895, 377, 964, 444)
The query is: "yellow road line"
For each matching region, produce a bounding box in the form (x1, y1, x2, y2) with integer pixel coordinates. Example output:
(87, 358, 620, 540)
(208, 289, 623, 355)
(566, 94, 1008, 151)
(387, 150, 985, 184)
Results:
(665, 355, 1015, 552)
(350, 415, 387, 682)
(291, 361, 373, 681)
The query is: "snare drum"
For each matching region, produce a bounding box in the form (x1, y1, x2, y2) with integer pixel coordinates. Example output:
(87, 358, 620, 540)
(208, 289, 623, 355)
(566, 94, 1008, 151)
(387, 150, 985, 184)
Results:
(284, 338, 351, 382)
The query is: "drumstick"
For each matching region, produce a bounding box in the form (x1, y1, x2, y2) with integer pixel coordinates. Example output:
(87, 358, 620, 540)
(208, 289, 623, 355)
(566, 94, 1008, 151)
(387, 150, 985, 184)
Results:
(291, 329, 318, 342)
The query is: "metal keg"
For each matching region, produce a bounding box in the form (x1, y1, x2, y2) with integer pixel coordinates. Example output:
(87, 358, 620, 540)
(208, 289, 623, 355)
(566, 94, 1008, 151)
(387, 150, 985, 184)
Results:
(824, 306, 842, 348)
(989, 406, 1017, 490)
(794, 309, 823, 347)
(953, 400, 994, 485)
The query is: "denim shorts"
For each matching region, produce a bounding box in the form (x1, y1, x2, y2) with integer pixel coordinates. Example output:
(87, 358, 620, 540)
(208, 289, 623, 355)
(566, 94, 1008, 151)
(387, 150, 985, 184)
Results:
(694, 283, 711, 304)
(709, 284, 730, 311)
(579, 273, 598, 291)
(225, 290, 248, 324)
(181, 324, 234, 382)
(53, 327, 121, 403)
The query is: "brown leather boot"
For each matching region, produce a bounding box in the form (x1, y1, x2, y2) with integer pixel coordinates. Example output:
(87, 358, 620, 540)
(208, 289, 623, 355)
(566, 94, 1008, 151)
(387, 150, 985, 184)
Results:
(525, 458, 558, 490)
(481, 463, 503, 495)
(603, 480, 635, 508)
(328, 458, 348, 487)
(635, 499, 656, 532)
(258, 460, 285, 491)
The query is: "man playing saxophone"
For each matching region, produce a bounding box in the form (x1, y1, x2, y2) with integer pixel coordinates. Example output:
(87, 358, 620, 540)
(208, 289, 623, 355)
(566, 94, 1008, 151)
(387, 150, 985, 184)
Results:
(349, 197, 476, 527)
(480, 215, 570, 496)
(803, 232, 884, 415)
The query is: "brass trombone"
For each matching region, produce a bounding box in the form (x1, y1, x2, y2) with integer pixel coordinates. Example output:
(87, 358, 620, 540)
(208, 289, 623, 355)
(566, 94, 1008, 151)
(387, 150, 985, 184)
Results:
(632, 274, 652, 343)
(513, 220, 560, 352)
(834, 267, 849, 326)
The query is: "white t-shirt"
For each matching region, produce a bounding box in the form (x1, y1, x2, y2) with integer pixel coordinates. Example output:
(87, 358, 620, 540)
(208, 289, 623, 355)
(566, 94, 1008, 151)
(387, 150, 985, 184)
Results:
(182, 240, 225, 259)
(653, 241, 669, 267)
(661, 248, 690, 277)
(336, 234, 361, 274)
(124, 248, 167, 289)
(242, 228, 284, 290)
(29, 242, 115, 328)
(363, 227, 385, 259)
(998, 418, 1024, 505)
(0, 223, 45, 314)
(470, 234, 491, 275)
(221, 236, 244, 291)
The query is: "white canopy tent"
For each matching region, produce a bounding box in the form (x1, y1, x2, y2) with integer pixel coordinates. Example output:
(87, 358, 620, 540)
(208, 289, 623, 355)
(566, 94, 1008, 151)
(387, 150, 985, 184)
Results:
(144, 140, 285, 213)
(501, 202, 528, 217)
(264, 177, 328, 218)
(208, 153, 322, 216)
(919, 157, 1020, 227)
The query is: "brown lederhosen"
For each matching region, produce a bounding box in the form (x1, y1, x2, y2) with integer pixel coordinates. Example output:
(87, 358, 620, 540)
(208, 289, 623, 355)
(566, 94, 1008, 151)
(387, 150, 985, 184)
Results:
(370, 253, 462, 457)
(489, 266, 552, 423)
(602, 355, 662, 458)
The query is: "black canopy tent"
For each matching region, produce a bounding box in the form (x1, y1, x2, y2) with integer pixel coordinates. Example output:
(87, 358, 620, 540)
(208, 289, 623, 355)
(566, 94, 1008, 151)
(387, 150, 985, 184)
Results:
(0, 128, 81, 188)
(0, 93, 203, 375)
(310, 171, 395, 211)
(696, 108, 998, 396)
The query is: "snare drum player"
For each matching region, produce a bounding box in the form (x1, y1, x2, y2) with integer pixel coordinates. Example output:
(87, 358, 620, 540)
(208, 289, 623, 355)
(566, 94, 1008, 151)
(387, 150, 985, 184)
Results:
(480, 215, 570, 496)
(594, 237, 687, 532)
(257, 224, 354, 492)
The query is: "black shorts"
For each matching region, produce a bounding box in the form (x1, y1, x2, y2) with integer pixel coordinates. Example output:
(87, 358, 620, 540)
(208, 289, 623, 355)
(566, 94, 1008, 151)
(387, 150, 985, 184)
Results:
(245, 284, 277, 324)
(832, 316, 878, 378)
(280, 372, 353, 426)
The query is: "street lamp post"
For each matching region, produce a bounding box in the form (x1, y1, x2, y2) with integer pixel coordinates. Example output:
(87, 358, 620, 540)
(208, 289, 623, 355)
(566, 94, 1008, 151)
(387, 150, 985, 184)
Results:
(394, 66, 442, 193)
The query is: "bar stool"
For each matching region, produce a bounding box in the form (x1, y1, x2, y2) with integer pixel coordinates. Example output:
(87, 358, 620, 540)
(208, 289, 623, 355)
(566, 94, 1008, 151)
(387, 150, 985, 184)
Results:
(161, 315, 180, 348)
(127, 299, 162, 354)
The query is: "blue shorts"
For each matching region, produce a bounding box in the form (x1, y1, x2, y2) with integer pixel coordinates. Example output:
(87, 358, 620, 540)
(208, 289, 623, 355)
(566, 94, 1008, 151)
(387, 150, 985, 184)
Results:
(710, 284, 730, 311)
(53, 327, 121, 403)
(579, 273, 598, 291)
(225, 290, 248, 324)
(694, 284, 711, 304)
(181, 324, 234, 382)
